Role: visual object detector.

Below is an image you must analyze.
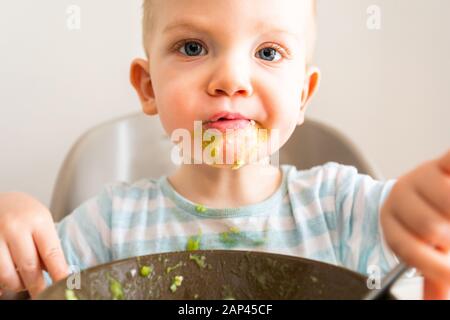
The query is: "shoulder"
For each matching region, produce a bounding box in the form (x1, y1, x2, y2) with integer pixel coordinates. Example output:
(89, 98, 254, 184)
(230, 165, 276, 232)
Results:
(284, 161, 358, 186)
(282, 162, 378, 205)
(284, 162, 396, 207)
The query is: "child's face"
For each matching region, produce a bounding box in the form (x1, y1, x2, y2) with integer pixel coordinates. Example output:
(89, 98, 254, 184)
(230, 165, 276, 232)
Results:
(131, 0, 320, 167)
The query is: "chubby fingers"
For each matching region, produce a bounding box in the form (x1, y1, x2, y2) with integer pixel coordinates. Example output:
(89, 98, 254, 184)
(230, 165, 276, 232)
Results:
(424, 278, 450, 300)
(391, 180, 450, 251)
(437, 149, 450, 175)
(0, 240, 25, 292)
(33, 224, 69, 283)
(382, 211, 450, 285)
(412, 159, 450, 221)
(8, 233, 46, 299)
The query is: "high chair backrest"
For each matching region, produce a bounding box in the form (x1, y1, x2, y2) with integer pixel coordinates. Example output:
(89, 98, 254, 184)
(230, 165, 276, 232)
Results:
(50, 113, 383, 222)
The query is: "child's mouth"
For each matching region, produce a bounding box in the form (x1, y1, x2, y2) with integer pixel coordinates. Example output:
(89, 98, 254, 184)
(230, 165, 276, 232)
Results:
(203, 119, 255, 132)
(202, 112, 257, 133)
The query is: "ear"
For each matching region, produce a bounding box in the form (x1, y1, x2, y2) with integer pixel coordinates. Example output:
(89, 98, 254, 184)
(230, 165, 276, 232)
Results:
(297, 65, 321, 125)
(130, 58, 158, 116)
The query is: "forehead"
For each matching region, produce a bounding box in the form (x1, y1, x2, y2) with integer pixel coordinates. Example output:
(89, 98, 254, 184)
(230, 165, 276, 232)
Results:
(151, 0, 309, 39)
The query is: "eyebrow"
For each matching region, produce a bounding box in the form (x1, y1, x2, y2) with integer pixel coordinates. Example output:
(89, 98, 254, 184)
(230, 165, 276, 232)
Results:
(163, 20, 212, 34)
(163, 19, 301, 42)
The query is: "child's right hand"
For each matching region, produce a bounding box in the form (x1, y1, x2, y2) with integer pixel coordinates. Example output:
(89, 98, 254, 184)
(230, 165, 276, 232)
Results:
(0, 192, 69, 299)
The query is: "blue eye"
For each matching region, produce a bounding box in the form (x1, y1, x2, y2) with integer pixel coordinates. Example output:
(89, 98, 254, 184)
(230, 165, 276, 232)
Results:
(256, 46, 283, 62)
(178, 41, 207, 56)
(175, 40, 285, 62)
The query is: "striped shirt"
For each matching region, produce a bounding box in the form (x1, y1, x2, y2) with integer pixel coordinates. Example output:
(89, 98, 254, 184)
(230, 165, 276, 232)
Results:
(53, 162, 399, 281)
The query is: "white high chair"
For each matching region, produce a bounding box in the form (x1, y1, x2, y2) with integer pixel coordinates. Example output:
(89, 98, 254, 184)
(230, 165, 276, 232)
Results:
(49, 112, 383, 222)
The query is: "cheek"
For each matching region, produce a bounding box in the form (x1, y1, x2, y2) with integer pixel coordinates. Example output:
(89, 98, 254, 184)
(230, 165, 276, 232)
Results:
(258, 77, 303, 150)
(153, 72, 201, 135)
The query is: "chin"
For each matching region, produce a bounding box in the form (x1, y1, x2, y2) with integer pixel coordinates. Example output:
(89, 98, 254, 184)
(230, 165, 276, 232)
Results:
(207, 161, 246, 170)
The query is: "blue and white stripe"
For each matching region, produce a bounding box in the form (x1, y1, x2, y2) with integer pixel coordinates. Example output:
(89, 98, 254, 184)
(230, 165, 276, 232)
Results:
(53, 162, 399, 284)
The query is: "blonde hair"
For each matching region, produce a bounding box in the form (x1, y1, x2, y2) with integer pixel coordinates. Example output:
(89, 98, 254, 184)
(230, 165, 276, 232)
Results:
(142, 0, 317, 64)
(142, 0, 155, 53)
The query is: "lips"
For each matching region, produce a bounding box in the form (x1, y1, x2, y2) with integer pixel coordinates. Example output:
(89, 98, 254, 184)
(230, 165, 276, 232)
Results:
(203, 112, 254, 132)
(203, 119, 252, 132)
(207, 112, 249, 122)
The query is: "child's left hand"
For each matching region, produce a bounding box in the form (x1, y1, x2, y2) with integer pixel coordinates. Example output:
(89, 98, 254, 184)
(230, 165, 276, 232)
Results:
(380, 149, 450, 299)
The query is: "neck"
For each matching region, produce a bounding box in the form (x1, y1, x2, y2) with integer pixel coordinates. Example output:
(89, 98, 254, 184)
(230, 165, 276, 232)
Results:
(167, 159, 282, 209)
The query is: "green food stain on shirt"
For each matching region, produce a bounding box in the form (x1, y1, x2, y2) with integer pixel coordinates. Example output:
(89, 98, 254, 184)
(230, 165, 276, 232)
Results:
(195, 204, 207, 213)
(186, 230, 202, 251)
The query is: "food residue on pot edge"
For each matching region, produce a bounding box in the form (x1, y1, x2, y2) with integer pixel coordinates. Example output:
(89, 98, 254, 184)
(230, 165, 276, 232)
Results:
(65, 289, 79, 300)
(107, 273, 125, 300)
(170, 275, 184, 293)
(139, 265, 154, 277)
(166, 261, 184, 274)
(189, 254, 211, 269)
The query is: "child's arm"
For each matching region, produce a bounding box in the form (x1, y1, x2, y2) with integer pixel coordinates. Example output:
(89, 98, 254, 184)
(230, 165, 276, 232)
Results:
(380, 150, 450, 299)
(0, 192, 69, 299)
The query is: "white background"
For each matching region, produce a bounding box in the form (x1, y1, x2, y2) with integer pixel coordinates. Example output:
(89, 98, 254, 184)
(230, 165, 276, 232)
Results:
(0, 0, 449, 206)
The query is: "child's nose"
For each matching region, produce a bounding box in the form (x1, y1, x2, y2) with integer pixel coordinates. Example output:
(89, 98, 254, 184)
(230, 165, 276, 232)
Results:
(206, 60, 253, 97)
(211, 86, 252, 98)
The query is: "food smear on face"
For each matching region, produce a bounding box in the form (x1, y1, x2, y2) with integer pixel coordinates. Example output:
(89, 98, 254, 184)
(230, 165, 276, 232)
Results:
(231, 159, 245, 170)
(202, 135, 216, 149)
(170, 275, 184, 293)
(201, 119, 270, 170)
